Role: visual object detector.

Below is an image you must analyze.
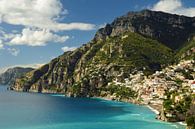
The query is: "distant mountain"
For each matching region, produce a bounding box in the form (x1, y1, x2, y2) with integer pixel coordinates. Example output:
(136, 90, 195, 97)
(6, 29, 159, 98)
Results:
(12, 9, 195, 95)
(0, 67, 34, 85)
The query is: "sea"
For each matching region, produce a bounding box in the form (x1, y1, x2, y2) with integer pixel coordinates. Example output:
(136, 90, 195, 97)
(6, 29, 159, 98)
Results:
(0, 85, 185, 129)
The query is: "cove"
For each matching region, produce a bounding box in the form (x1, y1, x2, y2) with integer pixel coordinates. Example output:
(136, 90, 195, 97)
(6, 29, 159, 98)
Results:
(0, 85, 185, 129)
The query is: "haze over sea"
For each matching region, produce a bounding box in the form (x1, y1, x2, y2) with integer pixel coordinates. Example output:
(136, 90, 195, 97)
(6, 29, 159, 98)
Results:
(0, 85, 185, 129)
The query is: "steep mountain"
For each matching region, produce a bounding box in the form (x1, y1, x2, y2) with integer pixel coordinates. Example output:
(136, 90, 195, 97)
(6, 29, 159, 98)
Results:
(95, 9, 195, 50)
(0, 67, 34, 85)
(12, 10, 195, 97)
(13, 31, 173, 94)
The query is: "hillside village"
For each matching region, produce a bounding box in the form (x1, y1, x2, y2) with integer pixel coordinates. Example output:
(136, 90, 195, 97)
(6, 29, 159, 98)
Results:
(106, 59, 195, 124)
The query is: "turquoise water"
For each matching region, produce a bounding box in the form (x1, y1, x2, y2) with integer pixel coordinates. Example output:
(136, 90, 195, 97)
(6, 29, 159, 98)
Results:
(0, 85, 185, 129)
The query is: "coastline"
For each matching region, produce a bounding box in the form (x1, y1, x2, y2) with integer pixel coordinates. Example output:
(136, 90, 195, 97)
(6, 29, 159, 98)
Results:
(1, 86, 186, 129)
(177, 122, 187, 126)
(95, 97, 160, 115)
(12, 89, 186, 128)
(146, 105, 160, 115)
(93, 96, 113, 101)
(93, 96, 186, 128)
(94, 96, 161, 114)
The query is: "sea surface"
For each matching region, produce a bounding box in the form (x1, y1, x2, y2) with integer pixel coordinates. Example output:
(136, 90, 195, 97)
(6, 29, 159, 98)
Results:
(0, 85, 185, 129)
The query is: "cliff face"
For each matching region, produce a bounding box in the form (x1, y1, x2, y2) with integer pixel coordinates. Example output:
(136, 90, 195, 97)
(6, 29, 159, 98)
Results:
(0, 67, 34, 85)
(12, 10, 195, 97)
(95, 10, 195, 50)
(13, 31, 174, 95)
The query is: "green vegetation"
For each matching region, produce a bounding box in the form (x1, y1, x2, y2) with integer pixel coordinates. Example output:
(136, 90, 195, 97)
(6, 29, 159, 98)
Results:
(71, 83, 82, 96)
(174, 78, 183, 86)
(163, 99, 174, 111)
(186, 116, 195, 129)
(181, 70, 194, 80)
(91, 32, 174, 75)
(163, 90, 195, 126)
(175, 96, 192, 113)
(164, 91, 192, 112)
(101, 83, 137, 99)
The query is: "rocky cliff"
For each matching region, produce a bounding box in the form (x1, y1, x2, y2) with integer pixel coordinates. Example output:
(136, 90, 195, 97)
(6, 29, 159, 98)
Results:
(0, 67, 34, 85)
(12, 31, 174, 95)
(12, 10, 195, 97)
(95, 9, 195, 50)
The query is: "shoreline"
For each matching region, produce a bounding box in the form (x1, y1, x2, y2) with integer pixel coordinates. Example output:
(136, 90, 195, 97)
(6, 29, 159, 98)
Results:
(93, 96, 186, 127)
(12, 89, 187, 128)
(93, 96, 114, 101)
(177, 122, 187, 126)
(146, 105, 160, 115)
(94, 96, 161, 115)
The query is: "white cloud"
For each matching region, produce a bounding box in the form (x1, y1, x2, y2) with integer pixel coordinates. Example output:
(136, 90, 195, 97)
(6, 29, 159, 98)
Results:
(7, 48, 20, 56)
(0, 0, 96, 49)
(0, 0, 95, 31)
(7, 28, 69, 46)
(151, 0, 195, 17)
(61, 46, 77, 52)
(0, 40, 4, 49)
(0, 43, 3, 49)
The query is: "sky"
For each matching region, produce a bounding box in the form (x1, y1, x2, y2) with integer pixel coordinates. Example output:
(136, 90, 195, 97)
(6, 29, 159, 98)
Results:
(0, 0, 195, 72)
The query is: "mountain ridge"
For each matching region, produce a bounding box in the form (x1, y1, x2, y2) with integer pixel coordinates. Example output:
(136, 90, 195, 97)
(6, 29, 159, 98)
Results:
(12, 9, 195, 94)
(95, 9, 195, 50)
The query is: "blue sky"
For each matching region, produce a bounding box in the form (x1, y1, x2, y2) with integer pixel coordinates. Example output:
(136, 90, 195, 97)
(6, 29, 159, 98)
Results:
(0, 0, 195, 72)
